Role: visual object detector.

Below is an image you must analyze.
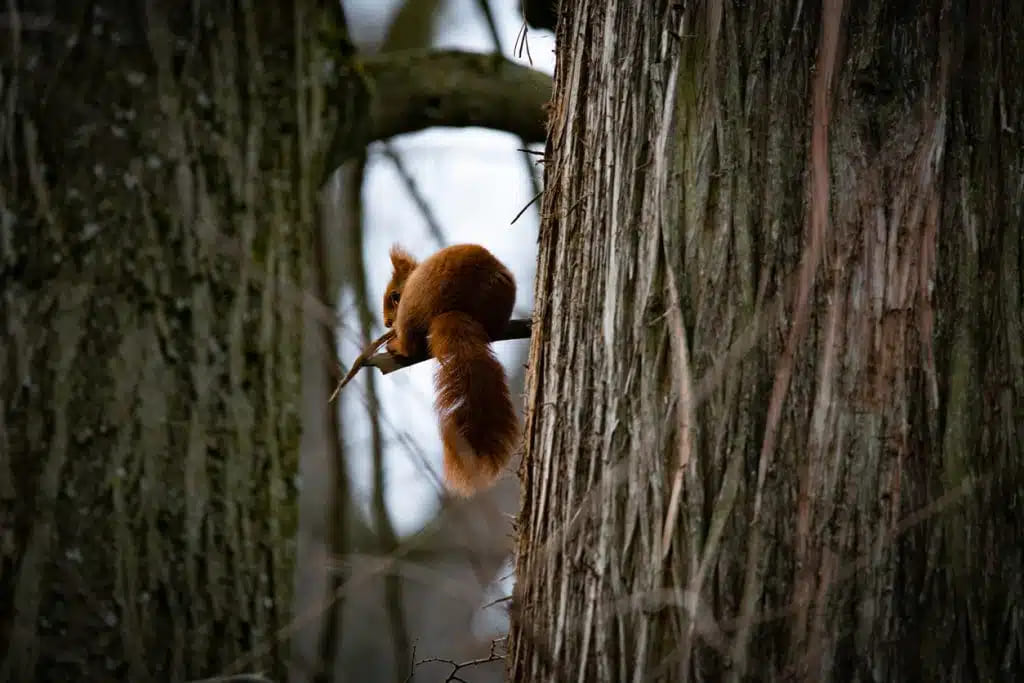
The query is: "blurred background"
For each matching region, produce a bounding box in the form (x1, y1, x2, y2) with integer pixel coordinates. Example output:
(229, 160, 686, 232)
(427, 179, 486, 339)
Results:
(303, 1, 552, 680)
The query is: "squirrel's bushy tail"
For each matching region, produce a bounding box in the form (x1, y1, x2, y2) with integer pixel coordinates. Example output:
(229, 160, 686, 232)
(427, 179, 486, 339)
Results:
(429, 311, 518, 496)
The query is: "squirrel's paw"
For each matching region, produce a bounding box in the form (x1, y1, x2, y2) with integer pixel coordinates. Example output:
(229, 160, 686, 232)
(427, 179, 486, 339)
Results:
(386, 335, 407, 358)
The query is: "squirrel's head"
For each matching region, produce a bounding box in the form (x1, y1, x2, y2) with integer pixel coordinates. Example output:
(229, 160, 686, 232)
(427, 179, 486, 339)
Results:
(383, 243, 418, 327)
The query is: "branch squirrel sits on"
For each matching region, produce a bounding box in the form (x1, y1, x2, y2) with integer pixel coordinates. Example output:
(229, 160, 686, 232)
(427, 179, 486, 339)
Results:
(382, 243, 519, 496)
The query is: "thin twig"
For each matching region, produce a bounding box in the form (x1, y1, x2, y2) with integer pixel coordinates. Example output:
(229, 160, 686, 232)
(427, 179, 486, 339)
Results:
(480, 594, 513, 610)
(514, 21, 533, 64)
(414, 637, 506, 682)
(510, 190, 543, 225)
(328, 329, 395, 402)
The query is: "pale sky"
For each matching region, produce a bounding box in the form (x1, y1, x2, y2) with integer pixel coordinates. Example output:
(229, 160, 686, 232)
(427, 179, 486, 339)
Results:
(339, 0, 556, 535)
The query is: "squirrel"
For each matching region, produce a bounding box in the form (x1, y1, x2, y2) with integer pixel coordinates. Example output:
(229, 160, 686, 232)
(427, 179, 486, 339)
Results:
(382, 243, 519, 496)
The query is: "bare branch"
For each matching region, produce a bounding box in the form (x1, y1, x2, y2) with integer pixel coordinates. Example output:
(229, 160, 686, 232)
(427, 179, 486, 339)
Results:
(362, 49, 550, 144)
(411, 637, 506, 682)
(328, 329, 394, 402)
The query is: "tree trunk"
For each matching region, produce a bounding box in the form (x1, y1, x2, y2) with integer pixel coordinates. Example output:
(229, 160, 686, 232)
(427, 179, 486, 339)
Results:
(1, 4, 340, 680)
(509, 2, 1023, 681)
(2, 3, 551, 680)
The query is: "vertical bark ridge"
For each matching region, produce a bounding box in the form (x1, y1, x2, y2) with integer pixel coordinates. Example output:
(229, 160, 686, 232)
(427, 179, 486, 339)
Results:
(512, 1, 1024, 681)
(0, 3, 342, 679)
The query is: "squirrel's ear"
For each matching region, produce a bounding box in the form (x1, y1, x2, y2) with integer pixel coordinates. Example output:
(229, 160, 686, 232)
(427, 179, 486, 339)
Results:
(389, 244, 417, 277)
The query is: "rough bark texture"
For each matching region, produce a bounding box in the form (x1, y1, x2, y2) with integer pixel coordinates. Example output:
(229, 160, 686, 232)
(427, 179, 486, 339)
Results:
(510, 1, 1023, 681)
(0, 4, 342, 680)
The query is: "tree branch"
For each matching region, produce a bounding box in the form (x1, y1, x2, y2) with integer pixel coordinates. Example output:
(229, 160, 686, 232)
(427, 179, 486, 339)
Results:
(362, 50, 550, 144)
(366, 318, 532, 375)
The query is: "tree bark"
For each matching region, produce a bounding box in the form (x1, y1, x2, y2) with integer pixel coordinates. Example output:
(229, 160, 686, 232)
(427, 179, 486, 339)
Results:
(509, 1, 1023, 681)
(0, 4, 335, 680)
(0, 3, 551, 681)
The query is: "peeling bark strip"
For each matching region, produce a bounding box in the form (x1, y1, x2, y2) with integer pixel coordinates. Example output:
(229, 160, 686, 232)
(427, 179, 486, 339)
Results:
(510, 1, 1024, 681)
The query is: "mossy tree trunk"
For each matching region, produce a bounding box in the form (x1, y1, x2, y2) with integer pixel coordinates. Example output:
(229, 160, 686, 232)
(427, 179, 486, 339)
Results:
(510, 1, 1023, 681)
(0, 4, 344, 680)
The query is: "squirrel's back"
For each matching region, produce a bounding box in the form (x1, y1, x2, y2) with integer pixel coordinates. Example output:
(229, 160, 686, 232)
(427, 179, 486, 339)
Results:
(399, 244, 515, 340)
(384, 243, 519, 496)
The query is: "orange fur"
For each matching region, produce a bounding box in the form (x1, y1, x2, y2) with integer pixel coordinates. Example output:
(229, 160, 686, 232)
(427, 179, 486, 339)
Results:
(383, 244, 518, 495)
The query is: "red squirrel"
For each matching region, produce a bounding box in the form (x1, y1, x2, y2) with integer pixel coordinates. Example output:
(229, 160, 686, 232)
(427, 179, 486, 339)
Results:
(383, 243, 519, 496)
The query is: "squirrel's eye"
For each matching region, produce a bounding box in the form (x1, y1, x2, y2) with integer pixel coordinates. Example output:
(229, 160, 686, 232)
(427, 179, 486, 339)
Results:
(389, 291, 400, 305)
